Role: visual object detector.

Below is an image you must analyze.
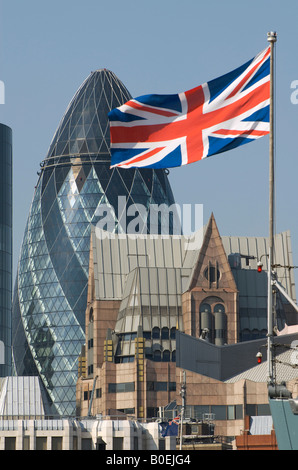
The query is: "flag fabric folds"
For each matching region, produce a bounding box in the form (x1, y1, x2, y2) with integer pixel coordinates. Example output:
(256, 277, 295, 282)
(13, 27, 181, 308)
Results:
(108, 47, 270, 169)
(160, 416, 180, 437)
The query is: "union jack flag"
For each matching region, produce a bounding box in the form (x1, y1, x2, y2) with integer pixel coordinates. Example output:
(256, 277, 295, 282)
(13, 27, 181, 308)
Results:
(109, 47, 270, 169)
(160, 415, 180, 437)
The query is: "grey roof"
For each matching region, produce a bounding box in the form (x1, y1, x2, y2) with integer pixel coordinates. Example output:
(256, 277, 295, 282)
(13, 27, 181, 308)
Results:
(225, 346, 298, 384)
(0, 377, 50, 418)
(176, 330, 298, 384)
(115, 266, 184, 334)
(91, 225, 296, 303)
(222, 230, 296, 302)
(91, 226, 195, 300)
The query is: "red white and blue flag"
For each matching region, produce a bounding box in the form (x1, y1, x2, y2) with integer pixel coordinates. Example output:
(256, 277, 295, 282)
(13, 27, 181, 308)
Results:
(109, 47, 270, 169)
(160, 415, 180, 437)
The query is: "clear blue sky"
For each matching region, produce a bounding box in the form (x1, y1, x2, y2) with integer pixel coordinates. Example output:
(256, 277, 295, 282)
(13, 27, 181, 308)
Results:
(1, 0, 298, 287)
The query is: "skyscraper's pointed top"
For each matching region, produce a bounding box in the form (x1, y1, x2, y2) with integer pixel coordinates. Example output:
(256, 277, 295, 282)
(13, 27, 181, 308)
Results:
(46, 69, 131, 161)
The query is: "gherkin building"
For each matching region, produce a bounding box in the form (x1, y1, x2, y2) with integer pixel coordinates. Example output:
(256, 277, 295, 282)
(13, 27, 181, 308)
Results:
(12, 69, 176, 416)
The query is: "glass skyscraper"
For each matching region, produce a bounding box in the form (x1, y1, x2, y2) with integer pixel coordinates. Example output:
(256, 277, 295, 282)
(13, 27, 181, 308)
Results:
(0, 124, 12, 378)
(12, 69, 176, 416)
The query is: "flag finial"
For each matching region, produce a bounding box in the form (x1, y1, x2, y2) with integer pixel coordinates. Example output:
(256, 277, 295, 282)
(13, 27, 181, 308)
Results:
(267, 31, 277, 43)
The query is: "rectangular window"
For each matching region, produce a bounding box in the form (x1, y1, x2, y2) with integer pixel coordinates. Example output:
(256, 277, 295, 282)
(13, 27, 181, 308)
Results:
(156, 382, 167, 391)
(211, 405, 227, 421)
(147, 381, 175, 392)
(246, 404, 256, 416)
(117, 408, 135, 415)
(147, 407, 159, 418)
(108, 383, 116, 393)
(108, 382, 135, 393)
(5, 437, 16, 450)
(113, 437, 123, 450)
(36, 437, 47, 450)
(194, 405, 210, 420)
(23, 436, 30, 450)
(147, 381, 154, 391)
(52, 437, 63, 450)
(257, 404, 271, 416)
(235, 405, 243, 420)
(169, 382, 176, 391)
(159, 439, 165, 450)
(81, 438, 92, 450)
(227, 405, 235, 420)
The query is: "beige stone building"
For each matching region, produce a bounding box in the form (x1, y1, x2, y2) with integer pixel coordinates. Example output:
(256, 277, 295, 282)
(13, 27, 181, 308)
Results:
(0, 377, 175, 450)
(76, 213, 298, 442)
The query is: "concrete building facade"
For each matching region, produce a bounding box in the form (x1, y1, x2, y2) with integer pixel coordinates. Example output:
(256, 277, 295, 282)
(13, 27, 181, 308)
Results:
(0, 377, 175, 450)
(0, 418, 174, 450)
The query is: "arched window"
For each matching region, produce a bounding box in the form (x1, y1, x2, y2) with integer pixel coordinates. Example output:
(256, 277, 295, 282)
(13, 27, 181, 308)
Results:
(200, 303, 211, 314)
(170, 327, 176, 340)
(252, 329, 260, 339)
(241, 329, 251, 342)
(200, 303, 212, 340)
(171, 350, 176, 362)
(162, 350, 170, 362)
(204, 265, 220, 283)
(214, 303, 225, 314)
(152, 327, 160, 339)
(161, 327, 169, 339)
(89, 307, 94, 323)
(153, 350, 161, 362)
(199, 298, 227, 345)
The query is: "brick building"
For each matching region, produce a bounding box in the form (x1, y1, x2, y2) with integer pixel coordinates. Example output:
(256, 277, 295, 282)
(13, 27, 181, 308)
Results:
(76, 213, 298, 443)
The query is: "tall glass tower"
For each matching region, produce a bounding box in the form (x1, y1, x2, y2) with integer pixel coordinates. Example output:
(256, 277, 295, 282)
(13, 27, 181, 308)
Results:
(12, 70, 176, 416)
(0, 124, 12, 378)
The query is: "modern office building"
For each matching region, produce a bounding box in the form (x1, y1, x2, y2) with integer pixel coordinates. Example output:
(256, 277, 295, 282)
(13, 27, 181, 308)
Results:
(0, 124, 12, 377)
(76, 213, 298, 442)
(12, 69, 176, 416)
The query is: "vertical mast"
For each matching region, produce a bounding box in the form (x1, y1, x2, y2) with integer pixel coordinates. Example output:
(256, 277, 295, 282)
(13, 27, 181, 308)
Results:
(267, 31, 277, 385)
(179, 370, 186, 450)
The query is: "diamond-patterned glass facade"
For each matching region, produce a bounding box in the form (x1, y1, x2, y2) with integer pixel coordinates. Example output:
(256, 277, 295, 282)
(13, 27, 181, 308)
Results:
(12, 70, 176, 416)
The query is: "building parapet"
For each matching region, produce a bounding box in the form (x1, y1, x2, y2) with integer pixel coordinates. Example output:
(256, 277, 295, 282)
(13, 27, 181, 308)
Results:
(0, 417, 175, 450)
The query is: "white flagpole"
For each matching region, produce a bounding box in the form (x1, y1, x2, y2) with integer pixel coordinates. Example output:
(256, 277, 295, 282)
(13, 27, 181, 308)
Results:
(267, 31, 277, 385)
